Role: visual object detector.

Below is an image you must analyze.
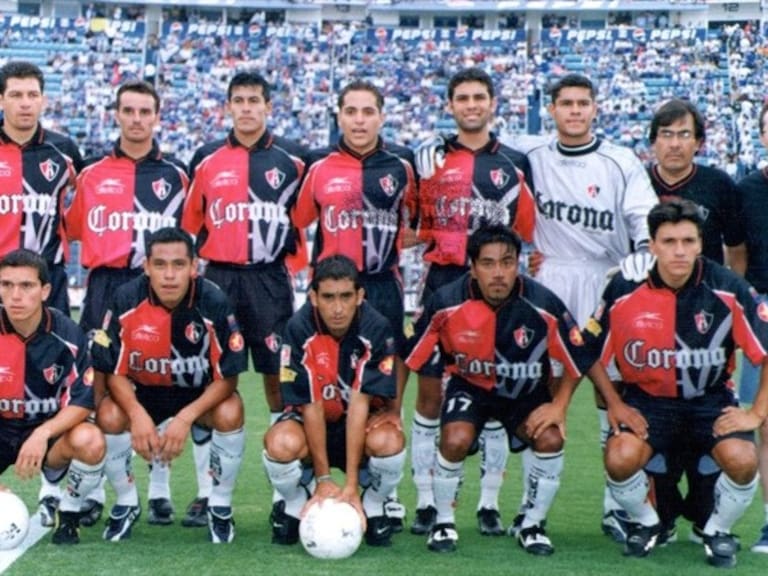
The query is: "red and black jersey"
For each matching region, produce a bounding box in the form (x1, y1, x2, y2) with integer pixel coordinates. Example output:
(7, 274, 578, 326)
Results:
(0, 123, 82, 265)
(280, 301, 397, 422)
(406, 273, 593, 398)
(0, 306, 93, 430)
(584, 257, 768, 399)
(91, 275, 247, 388)
(737, 167, 768, 293)
(182, 130, 307, 266)
(65, 141, 187, 270)
(416, 134, 535, 266)
(293, 138, 416, 274)
(650, 164, 744, 264)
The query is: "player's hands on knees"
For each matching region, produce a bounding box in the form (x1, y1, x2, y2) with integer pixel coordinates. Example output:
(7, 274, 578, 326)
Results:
(130, 411, 161, 461)
(713, 405, 763, 436)
(525, 402, 566, 441)
(366, 410, 402, 433)
(527, 250, 544, 277)
(414, 134, 446, 180)
(607, 402, 648, 440)
(158, 416, 191, 463)
(15, 429, 50, 479)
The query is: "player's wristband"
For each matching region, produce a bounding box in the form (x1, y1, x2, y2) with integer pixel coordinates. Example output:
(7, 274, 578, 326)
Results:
(316, 474, 333, 484)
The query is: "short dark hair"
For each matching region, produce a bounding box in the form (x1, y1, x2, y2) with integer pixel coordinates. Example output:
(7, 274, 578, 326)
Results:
(648, 199, 704, 239)
(467, 225, 521, 263)
(311, 255, 360, 291)
(338, 79, 384, 111)
(145, 227, 195, 260)
(116, 79, 160, 114)
(548, 73, 596, 102)
(0, 61, 44, 94)
(759, 102, 768, 136)
(0, 248, 50, 285)
(227, 71, 271, 102)
(649, 99, 705, 144)
(447, 67, 495, 101)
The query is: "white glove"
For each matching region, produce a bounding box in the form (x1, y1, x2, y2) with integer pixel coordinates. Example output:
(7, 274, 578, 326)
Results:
(619, 251, 656, 282)
(414, 135, 446, 180)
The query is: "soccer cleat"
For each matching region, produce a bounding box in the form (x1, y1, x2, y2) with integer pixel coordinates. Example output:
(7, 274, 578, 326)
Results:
(691, 525, 741, 550)
(365, 515, 393, 547)
(384, 497, 406, 533)
(208, 506, 235, 544)
(78, 498, 104, 528)
(103, 504, 141, 542)
(52, 511, 80, 545)
(507, 513, 547, 537)
(38, 495, 59, 528)
(517, 523, 554, 556)
(704, 532, 738, 568)
(410, 505, 437, 535)
(147, 498, 175, 525)
(751, 524, 768, 554)
(623, 522, 661, 558)
(602, 509, 632, 543)
(270, 500, 299, 545)
(181, 497, 208, 528)
(427, 523, 458, 553)
(656, 522, 678, 547)
(477, 507, 504, 536)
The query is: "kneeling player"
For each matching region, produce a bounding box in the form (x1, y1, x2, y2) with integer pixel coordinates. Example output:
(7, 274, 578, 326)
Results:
(92, 228, 247, 544)
(406, 226, 601, 554)
(263, 255, 406, 548)
(0, 249, 105, 545)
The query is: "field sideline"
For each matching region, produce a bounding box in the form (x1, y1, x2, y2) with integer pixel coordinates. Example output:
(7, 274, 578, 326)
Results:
(1, 370, 765, 576)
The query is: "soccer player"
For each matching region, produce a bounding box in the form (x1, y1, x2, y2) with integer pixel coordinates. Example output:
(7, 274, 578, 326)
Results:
(65, 79, 195, 528)
(585, 199, 768, 568)
(409, 67, 536, 536)
(645, 98, 747, 544)
(0, 249, 104, 545)
(92, 228, 247, 543)
(735, 100, 768, 553)
(406, 225, 603, 554)
(292, 79, 416, 530)
(263, 255, 405, 548)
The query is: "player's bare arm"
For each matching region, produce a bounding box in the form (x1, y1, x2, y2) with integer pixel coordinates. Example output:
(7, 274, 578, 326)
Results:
(525, 371, 581, 441)
(107, 373, 160, 461)
(714, 357, 768, 436)
(302, 400, 338, 510)
(587, 362, 648, 439)
(341, 389, 370, 524)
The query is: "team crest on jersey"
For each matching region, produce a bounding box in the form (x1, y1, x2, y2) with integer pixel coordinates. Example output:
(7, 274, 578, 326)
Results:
(514, 325, 534, 349)
(758, 301, 768, 322)
(185, 321, 204, 344)
(585, 317, 602, 337)
(490, 168, 510, 189)
(82, 367, 94, 387)
(43, 364, 63, 385)
(569, 326, 584, 346)
(586, 184, 600, 198)
(694, 310, 713, 334)
(39, 159, 60, 182)
(229, 331, 244, 352)
(152, 177, 172, 201)
(379, 355, 394, 376)
(264, 332, 282, 353)
(379, 174, 398, 196)
(265, 167, 286, 190)
(92, 329, 111, 348)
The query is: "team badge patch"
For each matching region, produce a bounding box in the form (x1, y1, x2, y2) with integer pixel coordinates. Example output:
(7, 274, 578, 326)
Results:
(569, 326, 584, 346)
(43, 364, 63, 385)
(280, 344, 291, 367)
(585, 317, 602, 337)
(694, 310, 713, 335)
(378, 355, 394, 376)
(758, 301, 768, 323)
(514, 325, 533, 349)
(229, 331, 245, 352)
(265, 167, 286, 190)
(82, 367, 95, 387)
(280, 366, 297, 382)
(92, 329, 111, 348)
(489, 168, 509, 189)
(379, 174, 398, 196)
(152, 177, 172, 201)
(586, 184, 600, 198)
(185, 321, 203, 344)
(39, 158, 60, 182)
(265, 333, 282, 353)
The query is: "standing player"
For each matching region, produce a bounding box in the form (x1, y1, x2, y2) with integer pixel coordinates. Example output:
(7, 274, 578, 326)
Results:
(735, 100, 768, 553)
(263, 255, 405, 547)
(92, 228, 247, 543)
(406, 226, 607, 554)
(585, 199, 768, 568)
(0, 249, 104, 545)
(65, 79, 197, 528)
(292, 79, 416, 530)
(410, 67, 536, 536)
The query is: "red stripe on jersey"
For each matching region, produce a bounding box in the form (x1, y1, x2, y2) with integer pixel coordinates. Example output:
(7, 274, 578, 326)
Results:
(540, 307, 581, 379)
(717, 289, 768, 365)
(513, 175, 535, 243)
(204, 317, 224, 382)
(115, 301, 173, 386)
(0, 144, 24, 256)
(0, 335, 26, 419)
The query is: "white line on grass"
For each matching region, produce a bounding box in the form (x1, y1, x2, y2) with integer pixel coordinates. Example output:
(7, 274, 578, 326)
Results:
(0, 523, 49, 574)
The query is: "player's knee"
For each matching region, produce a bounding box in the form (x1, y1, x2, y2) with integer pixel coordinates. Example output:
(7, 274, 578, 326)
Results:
(95, 397, 128, 434)
(264, 421, 306, 461)
(715, 440, 758, 483)
(604, 434, 646, 480)
(438, 426, 473, 462)
(69, 422, 106, 464)
(365, 425, 405, 457)
(211, 393, 245, 432)
(530, 426, 564, 454)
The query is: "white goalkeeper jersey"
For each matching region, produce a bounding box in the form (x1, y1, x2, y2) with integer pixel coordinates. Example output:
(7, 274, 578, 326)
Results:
(514, 135, 656, 265)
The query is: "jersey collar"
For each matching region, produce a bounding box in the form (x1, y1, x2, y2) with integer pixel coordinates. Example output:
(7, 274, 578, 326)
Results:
(0, 305, 52, 339)
(466, 274, 522, 308)
(647, 257, 704, 292)
(311, 302, 361, 340)
(227, 128, 273, 150)
(651, 162, 697, 190)
(113, 139, 162, 162)
(556, 136, 600, 157)
(145, 276, 197, 311)
(337, 136, 384, 160)
(446, 132, 500, 155)
(0, 121, 44, 147)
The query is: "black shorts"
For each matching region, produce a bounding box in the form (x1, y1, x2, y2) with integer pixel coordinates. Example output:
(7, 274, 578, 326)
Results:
(134, 384, 206, 426)
(360, 272, 406, 357)
(81, 267, 143, 333)
(441, 379, 552, 453)
(0, 423, 65, 482)
(622, 386, 754, 456)
(206, 261, 293, 375)
(48, 263, 71, 316)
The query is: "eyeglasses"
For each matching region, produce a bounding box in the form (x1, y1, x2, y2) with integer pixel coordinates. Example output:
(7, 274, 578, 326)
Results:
(657, 129, 696, 141)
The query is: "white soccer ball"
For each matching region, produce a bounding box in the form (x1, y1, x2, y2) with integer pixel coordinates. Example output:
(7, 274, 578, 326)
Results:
(0, 491, 30, 551)
(299, 498, 363, 559)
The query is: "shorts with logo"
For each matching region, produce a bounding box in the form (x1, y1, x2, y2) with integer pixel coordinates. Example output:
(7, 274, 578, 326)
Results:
(0, 423, 66, 482)
(441, 378, 552, 453)
(360, 271, 406, 357)
(206, 261, 294, 375)
(81, 267, 143, 333)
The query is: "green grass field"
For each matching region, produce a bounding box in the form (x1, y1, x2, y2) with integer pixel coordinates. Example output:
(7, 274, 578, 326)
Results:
(2, 372, 766, 575)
